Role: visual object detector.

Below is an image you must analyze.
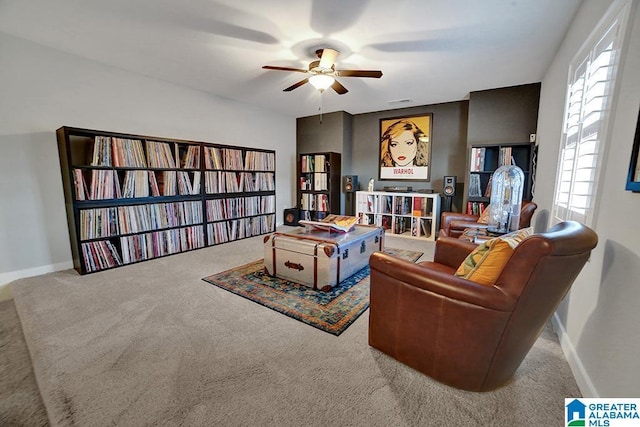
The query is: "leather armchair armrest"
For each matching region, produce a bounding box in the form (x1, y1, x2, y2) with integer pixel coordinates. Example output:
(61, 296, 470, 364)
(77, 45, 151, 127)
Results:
(449, 220, 488, 231)
(369, 252, 515, 311)
(441, 212, 480, 227)
(440, 212, 482, 238)
(432, 236, 478, 268)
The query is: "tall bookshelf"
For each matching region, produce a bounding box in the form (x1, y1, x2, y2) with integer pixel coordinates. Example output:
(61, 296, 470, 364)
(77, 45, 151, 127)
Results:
(466, 143, 533, 215)
(57, 126, 276, 274)
(297, 152, 341, 220)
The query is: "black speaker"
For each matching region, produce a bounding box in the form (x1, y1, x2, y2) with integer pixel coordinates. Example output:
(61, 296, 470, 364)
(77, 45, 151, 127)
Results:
(283, 208, 300, 226)
(443, 176, 457, 197)
(343, 175, 358, 193)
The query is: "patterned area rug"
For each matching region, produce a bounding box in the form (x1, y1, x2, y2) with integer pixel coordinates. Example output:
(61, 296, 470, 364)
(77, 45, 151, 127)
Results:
(202, 248, 423, 336)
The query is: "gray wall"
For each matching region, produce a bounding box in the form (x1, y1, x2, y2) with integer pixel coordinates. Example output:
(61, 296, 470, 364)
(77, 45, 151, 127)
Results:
(296, 111, 353, 155)
(464, 83, 542, 208)
(535, 0, 640, 397)
(296, 87, 541, 216)
(297, 103, 469, 214)
(0, 33, 295, 284)
(296, 111, 354, 213)
(352, 102, 469, 195)
(468, 83, 541, 145)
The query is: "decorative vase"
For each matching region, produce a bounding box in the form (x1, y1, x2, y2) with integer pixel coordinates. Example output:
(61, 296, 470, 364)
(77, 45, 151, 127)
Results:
(487, 165, 525, 235)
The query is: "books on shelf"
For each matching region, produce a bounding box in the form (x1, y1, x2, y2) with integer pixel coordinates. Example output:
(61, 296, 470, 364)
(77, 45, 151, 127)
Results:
(180, 145, 200, 169)
(470, 147, 486, 172)
(498, 146, 513, 166)
(300, 193, 328, 211)
(301, 154, 328, 173)
(484, 175, 493, 197)
(314, 154, 326, 172)
(112, 138, 147, 168)
(354, 191, 440, 241)
(146, 140, 176, 168)
(420, 218, 432, 238)
(223, 148, 244, 170)
(81, 240, 123, 273)
(394, 216, 411, 234)
(313, 173, 327, 191)
(73, 169, 89, 200)
(88, 169, 117, 200)
(244, 151, 275, 171)
(90, 136, 112, 167)
(119, 226, 205, 264)
(177, 171, 201, 195)
(466, 201, 487, 216)
(468, 173, 482, 197)
(379, 196, 393, 214)
(206, 214, 275, 245)
(412, 198, 422, 216)
(121, 170, 150, 198)
(204, 146, 223, 169)
(299, 176, 310, 190)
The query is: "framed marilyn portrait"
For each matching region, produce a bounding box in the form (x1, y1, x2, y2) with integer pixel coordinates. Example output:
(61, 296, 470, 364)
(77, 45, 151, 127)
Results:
(379, 113, 432, 181)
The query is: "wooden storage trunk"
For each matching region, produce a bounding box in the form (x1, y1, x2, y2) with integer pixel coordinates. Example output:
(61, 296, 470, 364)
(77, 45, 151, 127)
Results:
(263, 225, 384, 291)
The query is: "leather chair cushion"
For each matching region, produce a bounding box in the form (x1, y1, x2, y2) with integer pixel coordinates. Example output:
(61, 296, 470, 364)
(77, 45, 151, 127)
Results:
(455, 227, 533, 285)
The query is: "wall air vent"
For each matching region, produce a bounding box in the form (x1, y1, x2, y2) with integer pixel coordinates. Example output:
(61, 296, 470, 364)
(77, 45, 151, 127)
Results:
(387, 98, 413, 105)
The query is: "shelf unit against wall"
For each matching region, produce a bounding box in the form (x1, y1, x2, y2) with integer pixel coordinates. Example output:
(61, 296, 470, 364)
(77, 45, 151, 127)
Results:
(355, 191, 440, 241)
(297, 152, 341, 220)
(466, 143, 533, 215)
(57, 126, 276, 274)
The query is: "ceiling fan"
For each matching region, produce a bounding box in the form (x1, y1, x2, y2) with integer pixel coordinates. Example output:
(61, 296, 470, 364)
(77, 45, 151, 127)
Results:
(262, 48, 383, 94)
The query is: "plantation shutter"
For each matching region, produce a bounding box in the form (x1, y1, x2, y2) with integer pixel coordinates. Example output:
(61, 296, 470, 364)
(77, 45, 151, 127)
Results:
(553, 1, 631, 225)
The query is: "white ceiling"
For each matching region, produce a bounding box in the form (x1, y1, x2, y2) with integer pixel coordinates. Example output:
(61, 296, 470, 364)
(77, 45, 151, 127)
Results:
(0, 0, 582, 118)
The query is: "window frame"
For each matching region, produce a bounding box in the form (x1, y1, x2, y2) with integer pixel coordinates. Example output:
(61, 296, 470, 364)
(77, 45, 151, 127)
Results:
(552, 0, 633, 226)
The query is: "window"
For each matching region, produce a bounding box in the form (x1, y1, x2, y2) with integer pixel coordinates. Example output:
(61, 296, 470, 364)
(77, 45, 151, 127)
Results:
(553, 0, 632, 225)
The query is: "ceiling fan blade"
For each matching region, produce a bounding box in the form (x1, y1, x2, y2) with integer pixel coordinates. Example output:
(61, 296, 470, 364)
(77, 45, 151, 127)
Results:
(284, 78, 310, 92)
(336, 70, 383, 78)
(263, 65, 309, 73)
(331, 80, 348, 95)
(319, 48, 339, 69)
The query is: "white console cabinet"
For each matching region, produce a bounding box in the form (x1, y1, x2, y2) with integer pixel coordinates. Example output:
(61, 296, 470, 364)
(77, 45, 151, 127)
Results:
(355, 191, 440, 241)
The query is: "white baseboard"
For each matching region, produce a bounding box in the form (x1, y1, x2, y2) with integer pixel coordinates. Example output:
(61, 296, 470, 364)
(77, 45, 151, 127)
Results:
(551, 313, 598, 397)
(0, 261, 73, 290)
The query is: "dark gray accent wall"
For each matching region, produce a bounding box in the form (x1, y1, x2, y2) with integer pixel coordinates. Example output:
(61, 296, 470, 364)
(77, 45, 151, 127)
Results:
(351, 102, 469, 194)
(297, 111, 354, 214)
(465, 83, 541, 207)
(296, 111, 353, 155)
(468, 82, 541, 145)
(296, 83, 540, 214)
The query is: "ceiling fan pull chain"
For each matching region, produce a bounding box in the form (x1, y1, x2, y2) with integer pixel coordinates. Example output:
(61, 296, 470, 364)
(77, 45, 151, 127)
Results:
(319, 90, 323, 124)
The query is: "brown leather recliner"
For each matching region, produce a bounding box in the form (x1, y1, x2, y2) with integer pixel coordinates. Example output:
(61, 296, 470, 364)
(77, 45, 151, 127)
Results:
(368, 221, 597, 391)
(439, 201, 538, 238)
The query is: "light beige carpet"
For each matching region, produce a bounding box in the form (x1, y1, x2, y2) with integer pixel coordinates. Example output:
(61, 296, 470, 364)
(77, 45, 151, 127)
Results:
(8, 231, 581, 426)
(0, 299, 49, 426)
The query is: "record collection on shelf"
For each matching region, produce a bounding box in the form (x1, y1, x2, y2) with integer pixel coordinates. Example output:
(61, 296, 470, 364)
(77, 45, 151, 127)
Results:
(466, 143, 533, 215)
(57, 126, 276, 274)
(354, 191, 440, 241)
(297, 152, 341, 220)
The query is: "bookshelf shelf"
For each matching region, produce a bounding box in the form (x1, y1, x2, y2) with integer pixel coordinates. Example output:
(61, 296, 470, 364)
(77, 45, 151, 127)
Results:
(57, 126, 276, 274)
(466, 143, 533, 215)
(297, 152, 341, 220)
(354, 191, 440, 241)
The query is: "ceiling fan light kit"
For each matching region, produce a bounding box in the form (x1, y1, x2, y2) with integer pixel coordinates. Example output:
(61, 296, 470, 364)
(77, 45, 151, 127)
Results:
(262, 47, 382, 94)
(309, 74, 335, 91)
